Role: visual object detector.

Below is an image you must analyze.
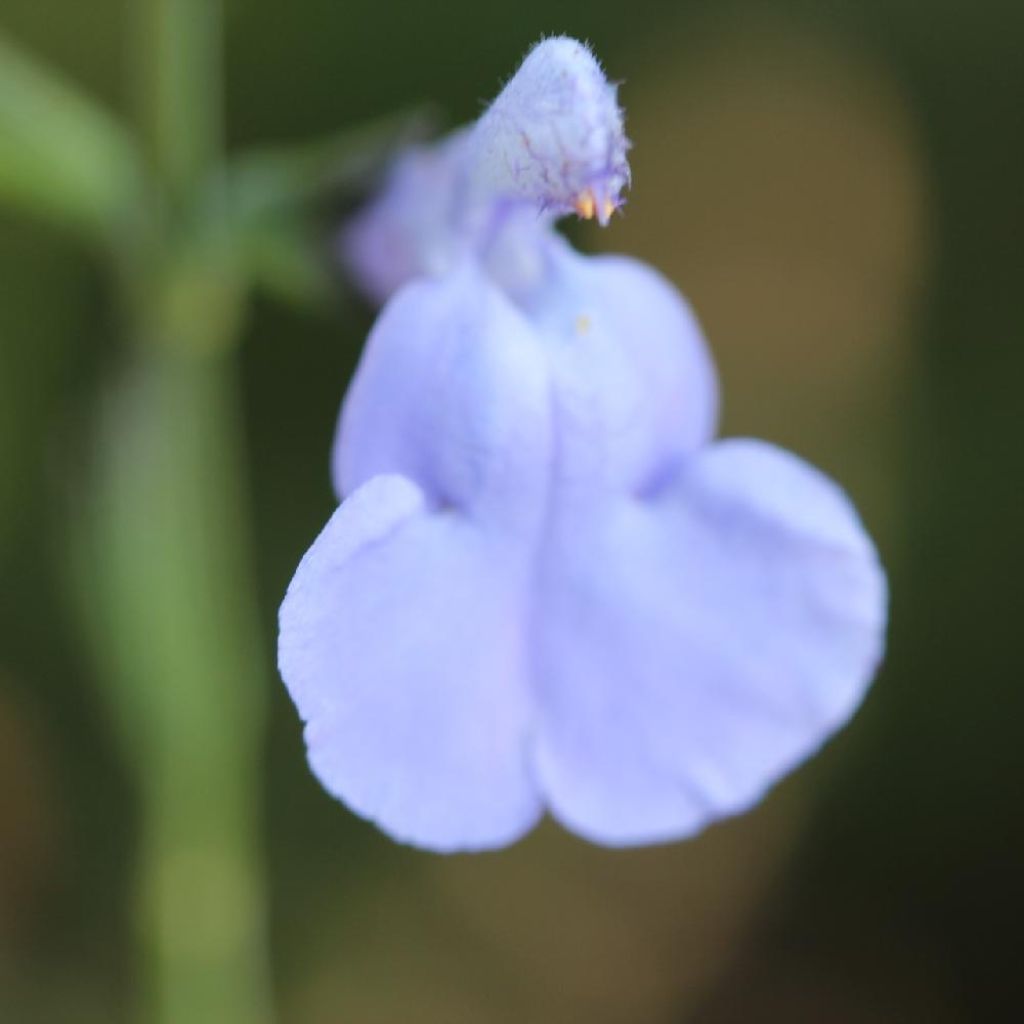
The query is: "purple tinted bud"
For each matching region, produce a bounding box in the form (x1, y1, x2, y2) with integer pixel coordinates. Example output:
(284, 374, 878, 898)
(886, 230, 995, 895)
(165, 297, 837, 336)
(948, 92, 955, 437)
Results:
(341, 131, 470, 305)
(341, 38, 631, 303)
(470, 37, 631, 224)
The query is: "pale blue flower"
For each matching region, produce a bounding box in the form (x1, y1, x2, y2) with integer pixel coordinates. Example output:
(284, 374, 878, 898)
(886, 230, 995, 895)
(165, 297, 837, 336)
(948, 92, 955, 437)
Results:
(280, 38, 887, 852)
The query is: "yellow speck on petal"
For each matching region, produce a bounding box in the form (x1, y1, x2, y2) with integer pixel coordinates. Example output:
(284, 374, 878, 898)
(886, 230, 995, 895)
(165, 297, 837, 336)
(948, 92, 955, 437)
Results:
(601, 199, 616, 223)
(575, 313, 592, 335)
(574, 190, 596, 219)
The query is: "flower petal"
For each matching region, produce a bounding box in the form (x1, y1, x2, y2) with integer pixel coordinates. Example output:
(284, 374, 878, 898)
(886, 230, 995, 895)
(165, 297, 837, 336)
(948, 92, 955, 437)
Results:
(531, 439, 887, 846)
(528, 243, 718, 490)
(332, 262, 551, 532)
(279, 474, 542, 851)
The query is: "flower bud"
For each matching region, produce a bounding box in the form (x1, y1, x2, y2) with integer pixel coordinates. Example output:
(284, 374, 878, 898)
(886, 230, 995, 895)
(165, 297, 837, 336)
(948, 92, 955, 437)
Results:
(470, 37, 631, 224)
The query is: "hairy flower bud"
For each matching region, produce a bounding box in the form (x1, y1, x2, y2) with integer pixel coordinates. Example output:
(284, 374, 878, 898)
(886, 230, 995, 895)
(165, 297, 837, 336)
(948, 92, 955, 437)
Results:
(470, 37, 630, 223)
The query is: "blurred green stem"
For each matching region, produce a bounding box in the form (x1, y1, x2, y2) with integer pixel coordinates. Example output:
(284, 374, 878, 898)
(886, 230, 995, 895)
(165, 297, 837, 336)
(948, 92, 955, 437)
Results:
(137, 0, 221, 204)
(93, 1, 274, 1021)
(92, 355, 272, 1024)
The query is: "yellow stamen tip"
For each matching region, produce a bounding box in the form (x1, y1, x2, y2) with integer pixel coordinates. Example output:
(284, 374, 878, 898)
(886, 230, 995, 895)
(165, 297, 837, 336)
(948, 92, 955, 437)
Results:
(574, 191, 596, 219)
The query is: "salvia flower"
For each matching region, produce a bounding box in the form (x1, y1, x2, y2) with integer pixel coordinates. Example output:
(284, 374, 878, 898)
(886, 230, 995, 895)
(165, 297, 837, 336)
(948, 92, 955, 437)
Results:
(280, 37, 887, 852)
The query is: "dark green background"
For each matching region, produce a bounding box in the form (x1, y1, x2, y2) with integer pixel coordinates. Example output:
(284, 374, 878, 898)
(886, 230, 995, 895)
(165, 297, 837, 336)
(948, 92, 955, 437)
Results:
(1, 1, 1021, 1020)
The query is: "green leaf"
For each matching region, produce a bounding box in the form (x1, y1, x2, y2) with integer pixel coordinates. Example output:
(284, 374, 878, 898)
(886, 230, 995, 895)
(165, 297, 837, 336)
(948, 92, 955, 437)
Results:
(227, 107, 435, 218)
(0, 31, 143, 236)
(234, 216, 335, 308)
(221, 108, 434, 307)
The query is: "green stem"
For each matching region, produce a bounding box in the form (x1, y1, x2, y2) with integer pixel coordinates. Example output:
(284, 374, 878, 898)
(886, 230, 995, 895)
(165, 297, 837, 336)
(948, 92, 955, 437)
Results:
(86, 350, 273, 1023)
(137, 0, 222, 205)
(129, 353, 272, 1024)
(85, 2, 275, 1021)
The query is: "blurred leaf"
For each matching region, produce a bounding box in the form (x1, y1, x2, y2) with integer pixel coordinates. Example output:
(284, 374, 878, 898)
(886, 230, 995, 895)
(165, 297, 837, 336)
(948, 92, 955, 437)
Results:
(227, 106, 435, 217)
(234, 217, 335, 308)
(222, 107, 434, 306)
(0, 31, 143, 237)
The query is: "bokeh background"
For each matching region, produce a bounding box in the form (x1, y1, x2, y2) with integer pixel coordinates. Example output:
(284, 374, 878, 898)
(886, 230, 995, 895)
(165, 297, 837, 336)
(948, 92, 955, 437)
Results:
(2, 1, 1022, 1021)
